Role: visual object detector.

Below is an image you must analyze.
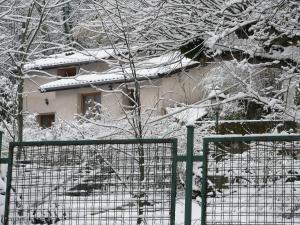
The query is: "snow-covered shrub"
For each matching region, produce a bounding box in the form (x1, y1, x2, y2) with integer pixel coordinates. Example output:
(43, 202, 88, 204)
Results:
(0, 75, 18, 123)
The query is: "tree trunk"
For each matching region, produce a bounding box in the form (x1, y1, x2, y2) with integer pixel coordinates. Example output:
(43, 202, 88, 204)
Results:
(62, 3, 73, 44)
(133, 78, 145, 225)
(16, 76, 24, 159)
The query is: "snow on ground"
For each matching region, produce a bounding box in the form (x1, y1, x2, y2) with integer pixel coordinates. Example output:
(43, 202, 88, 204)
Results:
(166, 106, 208, 124)
(206, 182, 300, 224)
(204, 140, 300, 224)
(1, 194, 200, 225)
(207, 88, 226, 99)
(175, 198, 201, 225)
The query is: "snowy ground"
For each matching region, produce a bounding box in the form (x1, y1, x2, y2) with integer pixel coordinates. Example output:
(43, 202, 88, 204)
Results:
(2, 164, 300, 224)
(175, 198, 201, 225)
(206, 183, 300, 224)
(203, 140, 300, 225)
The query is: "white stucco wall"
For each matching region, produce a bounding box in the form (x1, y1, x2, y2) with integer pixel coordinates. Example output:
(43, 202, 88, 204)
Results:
(157, 64, 213, 113)
(101, 91, 124, 118)
(79, 62, 110, 73)
(23, 74, 57, 114)
(140, 85, 160, 115)
(55, 89, 80, 121)
(55, 86, 124, 121)
(24, 61, 110, 117)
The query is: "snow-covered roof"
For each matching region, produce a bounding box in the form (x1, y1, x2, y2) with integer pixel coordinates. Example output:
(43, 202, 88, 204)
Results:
(40, 52, 199, 92)
(24, 48, 117, 70)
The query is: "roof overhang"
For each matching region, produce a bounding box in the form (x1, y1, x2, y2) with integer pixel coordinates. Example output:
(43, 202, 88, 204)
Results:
(23, 48, 119, 71)
(26, 59, 106, 71)
(39, 63, 200, 93)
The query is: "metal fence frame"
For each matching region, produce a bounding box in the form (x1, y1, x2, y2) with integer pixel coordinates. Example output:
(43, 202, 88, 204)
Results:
(4, 127, 299, 225)
(0, 130, 201, 225)
(202, 134, 300, 225)
(3, 138, 178, 225)
(0, 131, 2, 157)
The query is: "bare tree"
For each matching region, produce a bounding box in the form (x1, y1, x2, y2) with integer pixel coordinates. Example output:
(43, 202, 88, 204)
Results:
(87, 0, 299, 120)
(0, 0, 79, 143)
(148, 0, 300, 119)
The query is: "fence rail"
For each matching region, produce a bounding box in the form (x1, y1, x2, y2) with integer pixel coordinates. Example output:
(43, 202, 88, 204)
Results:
(4, 139, 177, 225)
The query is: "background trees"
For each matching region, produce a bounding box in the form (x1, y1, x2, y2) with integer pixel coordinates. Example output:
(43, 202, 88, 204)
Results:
(0, 0, 80, 142)
(0, 0, 299, 140)
(74, 0, 300, 120)
(148, 0, 300, 120)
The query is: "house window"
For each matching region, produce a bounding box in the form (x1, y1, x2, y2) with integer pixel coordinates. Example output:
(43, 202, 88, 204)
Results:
(39, 113, 55, 128)
(57, 67, 77, 77)
(81, 93, 101, 116)
(123, 88, 136, 109)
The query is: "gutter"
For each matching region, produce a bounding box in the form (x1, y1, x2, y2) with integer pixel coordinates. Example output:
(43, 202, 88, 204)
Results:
(39, 76, 158, 92)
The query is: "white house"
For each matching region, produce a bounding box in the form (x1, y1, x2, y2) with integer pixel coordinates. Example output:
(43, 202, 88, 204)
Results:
(22, 48, 218, 127)
(23, 48, 116, 127)
(38, 52, 214, 124)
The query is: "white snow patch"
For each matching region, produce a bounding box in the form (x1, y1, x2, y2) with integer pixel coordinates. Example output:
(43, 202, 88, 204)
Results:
(24, 48, 117, 70)
(207, 88, 226, 99)
(205, 34, 220, 48)
(175, 198, 201, 225)
(166, 106, 208, 124)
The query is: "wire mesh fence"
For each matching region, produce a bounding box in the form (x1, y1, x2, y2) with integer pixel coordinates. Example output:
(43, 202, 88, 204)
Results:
(5, 139, 176, 225)
(203, 136, 300, 225)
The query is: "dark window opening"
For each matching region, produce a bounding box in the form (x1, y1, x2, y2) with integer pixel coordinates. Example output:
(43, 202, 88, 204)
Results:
(81, 93, 101, 117)
(123, 89, 136, 109)
(39, 113, 55, 128)
(57, 67, 77, 77)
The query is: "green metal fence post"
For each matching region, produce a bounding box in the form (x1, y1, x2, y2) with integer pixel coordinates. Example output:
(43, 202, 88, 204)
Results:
(201, 139, 208, 225)
(185, 125, 194, 225)
(0, 131, 3, 158)
(170, 139, 178, 225)
(4, 143, 14, 225)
